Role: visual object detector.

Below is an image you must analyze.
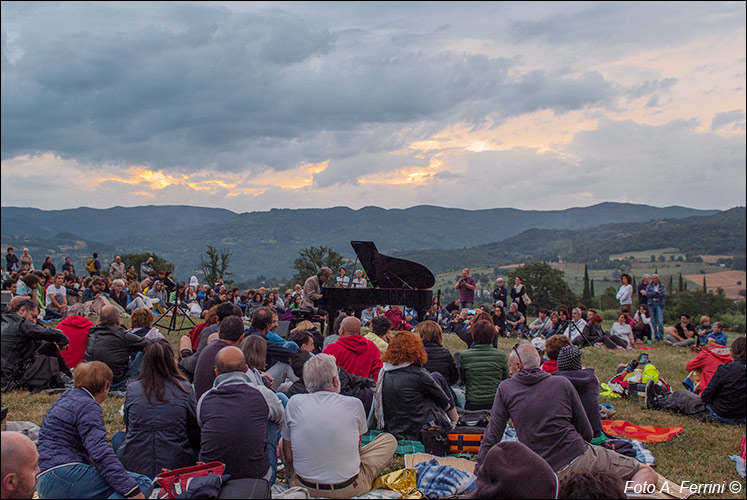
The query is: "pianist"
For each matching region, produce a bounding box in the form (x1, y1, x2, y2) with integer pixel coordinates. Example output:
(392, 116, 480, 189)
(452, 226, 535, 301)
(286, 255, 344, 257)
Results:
(302, 267, 332, 314)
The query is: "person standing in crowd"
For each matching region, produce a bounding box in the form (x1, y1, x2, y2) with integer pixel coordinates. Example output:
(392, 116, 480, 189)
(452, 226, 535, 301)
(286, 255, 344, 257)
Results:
(637, 274, 650, 308)
(6, 247, 19, 273)
(139, 258, 154, 281)
(616, 273, 633, 314)
(41, 257, 56, 277)
(492, 277, 508, 308)
(646, 274, 666, 342)
(109, 256, 125, 280)
(510, 275, 528, 317)
(19, 249, 33, 273)
(61, 257, 75, 277)
(1, 431, 41, 500)
(454, 268, 476, 311)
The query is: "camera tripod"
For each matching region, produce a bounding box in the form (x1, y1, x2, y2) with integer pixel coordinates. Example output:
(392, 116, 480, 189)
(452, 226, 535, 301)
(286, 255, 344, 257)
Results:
(153, 294, 196, 336)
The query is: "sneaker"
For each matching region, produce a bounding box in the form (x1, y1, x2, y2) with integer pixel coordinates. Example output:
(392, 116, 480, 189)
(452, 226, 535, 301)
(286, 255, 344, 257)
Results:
(644, 380, 657, 409)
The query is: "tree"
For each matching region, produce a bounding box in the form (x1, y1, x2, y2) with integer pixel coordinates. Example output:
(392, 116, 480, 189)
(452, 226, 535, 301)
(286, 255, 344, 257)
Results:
(658, 255, 666, 262)
(506, 263, 576, 315)
(120, 252, 174, 277)
(667, 275, 673, 294)
(678, 274, 684, 293)
(590, 279, 595, 298)
(703, 276, 707, 293)
(200, 246, 233, 287)
(288, 246, 346, 288)
(581, 264, 592, 307)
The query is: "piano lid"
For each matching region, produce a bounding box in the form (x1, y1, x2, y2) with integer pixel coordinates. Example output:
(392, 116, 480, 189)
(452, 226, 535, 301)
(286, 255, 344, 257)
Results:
(351, 241, 435, 290)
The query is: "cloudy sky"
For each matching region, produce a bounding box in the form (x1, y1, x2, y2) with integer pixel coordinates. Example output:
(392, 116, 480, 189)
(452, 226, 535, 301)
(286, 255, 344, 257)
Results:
(1, 1, 745, 213)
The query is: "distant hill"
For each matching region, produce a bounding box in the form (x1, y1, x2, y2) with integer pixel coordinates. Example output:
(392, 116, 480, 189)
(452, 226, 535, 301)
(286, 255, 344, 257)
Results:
(0, 205, 237, 242)
(0, 203, 723, 281)
(394, 207, 747, 274)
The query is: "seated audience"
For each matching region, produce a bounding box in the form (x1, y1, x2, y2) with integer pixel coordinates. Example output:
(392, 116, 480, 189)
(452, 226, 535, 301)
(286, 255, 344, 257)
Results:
(702, 322, 728, 346)
(646, 337, 745, 423)
(684, 342, 732, 394)
(632, 304, 653, 343)
(324, 316, 383, 382)
(541, 333, 572, 374)
(505, 302, 526, 337)
(475, 342, 657, 488)
(459, 320, 509, 410)
(1, 430, 40, 500)
(281, 354, 397, 499)
(145, 281, 168, 314)
(528, 309, 553, 337)
(378, 332, 454, 440)
(125, 282, 151, 313)
(557, 470, 627, 499)
(552, 345, 603, 440)
(467, 441, 557, 499)
(81, 277, 107, 304)
(199, 346, 283, 482)
(364, 316, 392, 355)
(114, 340, 199, 478)
(666, 314, 696, 346)
(44, 274, 67, 320)
(109, 279, 128, 310)
(84, 305, 148, 390)
(609, 313, 635, 347)
(288, 320, 324, 353)
(127, 308, 164, 340)
(56, 314, 93, 371)
(1, 298, 70, 384)
(419, 320, 459, 386)
(490, 302, 507, 338)
(384, 305, 414, 331)
(576, 314, 629, 349)
(193, 315, 245, 400)
(36, 361, 151, 499)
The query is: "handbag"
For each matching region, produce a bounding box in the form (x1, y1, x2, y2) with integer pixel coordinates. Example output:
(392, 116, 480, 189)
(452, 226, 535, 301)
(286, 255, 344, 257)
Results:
(419, 426, 450, 457)
(522, 293, 532, 306)
(153, 461, 225, 499)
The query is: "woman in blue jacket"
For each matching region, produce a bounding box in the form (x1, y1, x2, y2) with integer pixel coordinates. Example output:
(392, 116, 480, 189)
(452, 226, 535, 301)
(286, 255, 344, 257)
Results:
(36, 361, 151, 499)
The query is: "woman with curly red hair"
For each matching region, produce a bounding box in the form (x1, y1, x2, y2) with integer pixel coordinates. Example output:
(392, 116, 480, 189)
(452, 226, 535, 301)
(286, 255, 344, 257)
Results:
(374, 332, 453, 440)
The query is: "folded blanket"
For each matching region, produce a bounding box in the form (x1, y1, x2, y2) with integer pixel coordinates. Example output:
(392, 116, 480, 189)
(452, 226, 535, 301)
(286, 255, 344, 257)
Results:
(362, 429, 424, 454)
(602, 419, 684, 443)
(413, 459, 476, 499)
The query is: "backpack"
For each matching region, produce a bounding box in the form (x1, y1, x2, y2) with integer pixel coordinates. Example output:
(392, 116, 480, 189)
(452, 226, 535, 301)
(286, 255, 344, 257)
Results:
(17, 353, 63, 394)
(86, 258, 96, 273)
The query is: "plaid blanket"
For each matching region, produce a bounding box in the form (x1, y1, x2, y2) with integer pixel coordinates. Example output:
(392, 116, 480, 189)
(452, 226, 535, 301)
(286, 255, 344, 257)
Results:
(499, 425, 656, 466)
(362, 429, 424, 454)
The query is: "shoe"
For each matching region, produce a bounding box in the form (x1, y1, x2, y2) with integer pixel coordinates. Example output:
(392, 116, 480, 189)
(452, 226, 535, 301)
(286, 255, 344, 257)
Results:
(644, 380, 657, 409)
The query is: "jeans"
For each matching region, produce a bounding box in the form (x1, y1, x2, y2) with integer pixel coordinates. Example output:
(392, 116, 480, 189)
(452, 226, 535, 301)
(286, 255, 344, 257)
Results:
(36, 463, 152, 499)
(267, 420, 280, 484)
(112, 431, 126, 453)
(649, 303, 664, 341)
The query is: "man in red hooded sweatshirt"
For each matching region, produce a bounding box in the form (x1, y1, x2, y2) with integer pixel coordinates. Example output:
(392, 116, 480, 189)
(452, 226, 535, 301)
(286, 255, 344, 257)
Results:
(323, 316, 383, 382)
(685, 344, 732, 394)
(56, 314, 93, 369)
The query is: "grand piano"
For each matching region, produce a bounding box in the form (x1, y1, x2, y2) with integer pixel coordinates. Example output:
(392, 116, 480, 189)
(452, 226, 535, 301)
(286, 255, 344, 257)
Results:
(317, 241, 435, 330)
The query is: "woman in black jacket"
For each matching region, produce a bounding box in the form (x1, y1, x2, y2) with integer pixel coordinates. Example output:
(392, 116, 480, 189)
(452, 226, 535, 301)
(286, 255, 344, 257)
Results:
(377, 331, 454, 441)
(114, 339, 200, 478)
(418, 320, 459, 386)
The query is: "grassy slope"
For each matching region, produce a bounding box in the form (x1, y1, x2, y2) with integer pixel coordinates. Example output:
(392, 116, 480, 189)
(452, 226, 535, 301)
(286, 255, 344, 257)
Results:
(1, 316, 745, 498)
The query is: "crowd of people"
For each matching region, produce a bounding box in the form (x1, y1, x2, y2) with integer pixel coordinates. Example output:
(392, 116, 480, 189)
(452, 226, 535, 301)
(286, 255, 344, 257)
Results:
(1, 253, 745, 499)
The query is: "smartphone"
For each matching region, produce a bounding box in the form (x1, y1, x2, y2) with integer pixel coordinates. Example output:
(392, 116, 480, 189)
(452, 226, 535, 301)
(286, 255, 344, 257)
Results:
(638, 353, 649, 365)
(467, 309, 476, 315)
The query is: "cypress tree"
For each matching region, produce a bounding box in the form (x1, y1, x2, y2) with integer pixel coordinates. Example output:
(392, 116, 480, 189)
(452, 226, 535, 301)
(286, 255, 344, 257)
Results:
(678, 274, 684, 293)
(703, 277, 707, 293)
(582, 264, 591, 307)
(590, 279, 595, 298)
(667, 275, 673, 294)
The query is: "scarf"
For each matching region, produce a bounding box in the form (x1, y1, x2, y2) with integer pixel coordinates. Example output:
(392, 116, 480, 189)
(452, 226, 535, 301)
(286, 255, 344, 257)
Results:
(373, 362, 411, 429)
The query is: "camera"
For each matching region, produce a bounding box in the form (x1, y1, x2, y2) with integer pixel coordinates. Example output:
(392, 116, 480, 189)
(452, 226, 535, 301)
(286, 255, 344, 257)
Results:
(467, 309, 476, 315)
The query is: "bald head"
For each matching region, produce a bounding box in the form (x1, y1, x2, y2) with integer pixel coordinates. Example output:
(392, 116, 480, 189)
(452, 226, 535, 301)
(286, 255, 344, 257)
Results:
(340, 316, 362, 336)
(508, 342, 541, 375)
(215, 346, 247, 375)
(1, 431, 39, 499)
(99, 305, 120, 326)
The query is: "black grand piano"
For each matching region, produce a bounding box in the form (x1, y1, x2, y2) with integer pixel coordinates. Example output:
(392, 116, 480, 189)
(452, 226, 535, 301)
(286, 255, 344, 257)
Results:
(317, 241, 435, 330)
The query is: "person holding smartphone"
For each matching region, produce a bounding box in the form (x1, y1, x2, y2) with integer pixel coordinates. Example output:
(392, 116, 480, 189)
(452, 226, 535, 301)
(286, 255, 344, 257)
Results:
(454, 268, 476, 311)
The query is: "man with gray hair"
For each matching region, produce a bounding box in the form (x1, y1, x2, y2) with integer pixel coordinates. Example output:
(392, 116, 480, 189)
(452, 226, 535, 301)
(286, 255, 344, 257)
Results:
(302, 267, 333, 332)
(280, 354, 396, 499)
(1, 431, 40, 499)
(475, 341, 657, 491)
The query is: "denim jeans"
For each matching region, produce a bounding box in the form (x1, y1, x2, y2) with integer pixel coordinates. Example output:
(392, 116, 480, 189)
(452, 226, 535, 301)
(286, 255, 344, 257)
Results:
(36, 463, 152, 499)
(649, 303, 664, 341)
(267, 420, 280, 484)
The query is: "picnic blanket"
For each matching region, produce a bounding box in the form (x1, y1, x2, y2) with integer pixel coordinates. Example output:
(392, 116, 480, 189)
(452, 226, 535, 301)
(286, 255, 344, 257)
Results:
(602, 419, 684, 443)
(362, 429, 424, 455)
(500, 424, 656, 465)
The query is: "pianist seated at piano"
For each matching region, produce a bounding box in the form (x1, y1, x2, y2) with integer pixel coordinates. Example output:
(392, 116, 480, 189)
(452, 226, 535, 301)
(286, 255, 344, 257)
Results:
(302, 267, 332, 314)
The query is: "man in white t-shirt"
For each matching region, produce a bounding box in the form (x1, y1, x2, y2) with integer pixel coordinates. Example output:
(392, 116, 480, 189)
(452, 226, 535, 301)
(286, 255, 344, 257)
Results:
(44, 274, 67, 319)
(335, 267, 350, 288)
(280, 354, 396, 498)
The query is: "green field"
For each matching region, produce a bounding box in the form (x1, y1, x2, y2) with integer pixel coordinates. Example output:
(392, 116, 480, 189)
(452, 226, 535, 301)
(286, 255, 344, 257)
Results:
(1, 314, 745, 498)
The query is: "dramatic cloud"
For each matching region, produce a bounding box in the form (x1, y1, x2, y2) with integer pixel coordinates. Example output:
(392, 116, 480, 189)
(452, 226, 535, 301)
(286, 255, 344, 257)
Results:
(1, 1, 745, 212)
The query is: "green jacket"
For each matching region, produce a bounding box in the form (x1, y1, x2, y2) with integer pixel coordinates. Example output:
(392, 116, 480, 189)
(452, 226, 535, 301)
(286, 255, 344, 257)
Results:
(459, 344, 509, 405)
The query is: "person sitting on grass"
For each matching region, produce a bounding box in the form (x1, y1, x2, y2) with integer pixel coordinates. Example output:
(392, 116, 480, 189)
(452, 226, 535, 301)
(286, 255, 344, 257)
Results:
(475, 342, 658, 489)
(36, 361, 151, 499)
(459, 320, 509, 411)
(701, 322, 728, 347)
(609, 314, 636, 348)
(377, 331, 456, 441)
(576, 314, 630, 350)
(505, 302, 526, 337)
(365, 316, 392, 355)
(684, 341, 732, 395)
(665, 314, 696, 347)
(552, 345, 603, 441)
(419, 320, 459, 387)
(280, 353, 397, 499)
(646, 336, 746, 424)
(694, 315, 712, 346)
(528, 309, 553, 337)
(541, 334, 572, 374)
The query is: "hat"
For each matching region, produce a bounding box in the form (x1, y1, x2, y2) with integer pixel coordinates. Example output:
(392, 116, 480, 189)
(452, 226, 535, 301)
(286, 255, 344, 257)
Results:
(557, 345, 583, 372)
(531, 337, 546, 352)
(468, 441, 557, 499)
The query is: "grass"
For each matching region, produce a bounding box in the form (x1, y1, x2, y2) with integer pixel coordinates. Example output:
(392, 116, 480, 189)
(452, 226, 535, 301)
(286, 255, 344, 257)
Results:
(2, 315, 745, 498)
